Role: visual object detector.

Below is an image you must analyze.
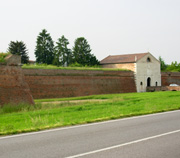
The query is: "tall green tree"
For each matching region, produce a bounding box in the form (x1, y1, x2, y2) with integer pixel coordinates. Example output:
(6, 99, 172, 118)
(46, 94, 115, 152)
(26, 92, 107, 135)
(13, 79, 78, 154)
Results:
(159, 56, 167, 71)
(72, 37, 99, 66)
(8, 41, 29, 64)
(35, 29, 54, 64)
(54, 35, 72, 66)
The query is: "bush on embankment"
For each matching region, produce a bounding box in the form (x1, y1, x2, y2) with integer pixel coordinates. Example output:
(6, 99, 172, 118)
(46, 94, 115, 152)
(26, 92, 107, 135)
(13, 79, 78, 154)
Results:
(0, 52, 11, 63)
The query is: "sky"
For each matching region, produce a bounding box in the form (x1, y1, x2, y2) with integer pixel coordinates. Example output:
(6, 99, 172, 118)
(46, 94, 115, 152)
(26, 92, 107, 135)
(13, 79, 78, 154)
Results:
(0, 0, 180, 64)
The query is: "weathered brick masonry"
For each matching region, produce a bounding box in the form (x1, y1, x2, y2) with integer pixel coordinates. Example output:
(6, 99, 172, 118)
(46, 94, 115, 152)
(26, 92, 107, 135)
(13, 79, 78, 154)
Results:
(161, 72, 180, 86)
(1, 64, 180, 104)
(1, 54, 179, 106)
(147, 72, 180, 92)
(0, 65, 34, 105)
(23, 69, 137, 99)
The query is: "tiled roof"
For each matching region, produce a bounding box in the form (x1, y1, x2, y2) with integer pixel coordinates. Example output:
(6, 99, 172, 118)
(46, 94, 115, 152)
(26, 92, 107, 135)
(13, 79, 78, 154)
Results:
(100, 52, 149, 64)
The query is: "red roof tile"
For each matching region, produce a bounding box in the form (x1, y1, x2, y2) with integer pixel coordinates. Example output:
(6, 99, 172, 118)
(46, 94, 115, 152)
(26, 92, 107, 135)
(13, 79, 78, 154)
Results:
(100, 53, 149, 64)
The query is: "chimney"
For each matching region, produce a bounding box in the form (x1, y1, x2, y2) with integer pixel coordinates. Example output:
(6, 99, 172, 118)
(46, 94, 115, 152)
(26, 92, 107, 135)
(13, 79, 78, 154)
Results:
(135, 56, 137, 62)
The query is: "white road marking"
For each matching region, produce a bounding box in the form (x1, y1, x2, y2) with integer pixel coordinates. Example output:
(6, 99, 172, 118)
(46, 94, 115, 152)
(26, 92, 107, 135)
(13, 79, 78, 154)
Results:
(66, 129, 180, 158)
(0, 110, 180, 140)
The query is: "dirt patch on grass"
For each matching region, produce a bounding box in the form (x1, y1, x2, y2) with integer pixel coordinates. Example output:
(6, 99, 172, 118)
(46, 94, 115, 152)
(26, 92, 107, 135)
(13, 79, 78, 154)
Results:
(41, 99, 107, 105)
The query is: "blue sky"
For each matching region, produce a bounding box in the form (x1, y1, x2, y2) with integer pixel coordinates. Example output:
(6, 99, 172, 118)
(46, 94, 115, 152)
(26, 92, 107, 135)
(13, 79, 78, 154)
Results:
(1, 0, 180, 64)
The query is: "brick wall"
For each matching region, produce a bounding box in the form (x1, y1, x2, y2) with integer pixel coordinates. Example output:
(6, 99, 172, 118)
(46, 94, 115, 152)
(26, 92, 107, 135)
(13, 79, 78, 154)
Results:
(101, 63, 135, 71)
(161, 72, 180, 86)
(146, 72, 180, 92)
(2, 67, 179, 104)
(0, 65, 34, 106)
(23, 69, 137, 99)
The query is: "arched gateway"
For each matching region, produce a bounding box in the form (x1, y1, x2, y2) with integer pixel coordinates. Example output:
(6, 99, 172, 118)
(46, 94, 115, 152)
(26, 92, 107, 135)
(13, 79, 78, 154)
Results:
(147, 77, 151, 87)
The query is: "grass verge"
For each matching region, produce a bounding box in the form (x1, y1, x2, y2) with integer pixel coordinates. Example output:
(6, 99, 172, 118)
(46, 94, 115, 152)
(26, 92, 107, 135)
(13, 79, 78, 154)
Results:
(22, 64, 129, 71)
(1, 91, 180, 135)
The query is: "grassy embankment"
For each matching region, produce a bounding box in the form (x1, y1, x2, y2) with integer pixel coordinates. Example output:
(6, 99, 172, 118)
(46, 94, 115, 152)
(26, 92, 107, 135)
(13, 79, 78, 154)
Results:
(22, 64, 129, 71)
(0, 91, 180, 135)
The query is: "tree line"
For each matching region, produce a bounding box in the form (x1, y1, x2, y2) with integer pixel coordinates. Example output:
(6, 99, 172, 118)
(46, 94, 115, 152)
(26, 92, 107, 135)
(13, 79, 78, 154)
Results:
(7, 29, 99, 66)
(159, 56, 180, 72)
(6, 30, 180, 71)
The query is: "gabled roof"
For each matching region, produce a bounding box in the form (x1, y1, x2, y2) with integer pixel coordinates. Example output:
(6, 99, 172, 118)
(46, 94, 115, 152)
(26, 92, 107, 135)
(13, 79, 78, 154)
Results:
(100, 52, 149, 64)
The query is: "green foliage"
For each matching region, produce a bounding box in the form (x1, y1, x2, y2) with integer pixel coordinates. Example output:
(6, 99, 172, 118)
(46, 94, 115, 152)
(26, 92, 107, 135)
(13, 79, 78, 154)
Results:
(159, 56, 167, 71)
(72, 37, 99, 66)
(34, 29, 99, 66)
(68, 62, 84, 67)
(0, 52, 11, 63)
(69, 62, 101, 68)
(166, 61, 180, 72)
(1, 91, 180, 135)
(35, 29, 55, 64)
(158, 56, 180, 72)
(8, 41, 29, 64)
(54, 35, 72, 66)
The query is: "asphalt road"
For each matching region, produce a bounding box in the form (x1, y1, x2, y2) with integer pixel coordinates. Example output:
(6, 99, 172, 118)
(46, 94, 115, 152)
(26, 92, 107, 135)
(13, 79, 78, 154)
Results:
(1, 110, 180, 158)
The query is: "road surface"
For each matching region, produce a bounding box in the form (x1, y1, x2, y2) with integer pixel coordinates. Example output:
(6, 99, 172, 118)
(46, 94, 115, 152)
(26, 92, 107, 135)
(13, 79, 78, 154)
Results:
(1, 110, 180, 158)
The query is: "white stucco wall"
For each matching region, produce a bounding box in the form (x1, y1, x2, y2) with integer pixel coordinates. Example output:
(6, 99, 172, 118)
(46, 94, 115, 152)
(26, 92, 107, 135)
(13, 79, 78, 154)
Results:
(135, 53, 161, 92)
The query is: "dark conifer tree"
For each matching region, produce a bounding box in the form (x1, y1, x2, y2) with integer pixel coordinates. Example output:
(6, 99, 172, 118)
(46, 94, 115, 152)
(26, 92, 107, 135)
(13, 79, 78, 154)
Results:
(35, 29, 54, 64)
(54, 35, 72, 66)
(8, 41, 29, 64)
(72, 37, 99, 66)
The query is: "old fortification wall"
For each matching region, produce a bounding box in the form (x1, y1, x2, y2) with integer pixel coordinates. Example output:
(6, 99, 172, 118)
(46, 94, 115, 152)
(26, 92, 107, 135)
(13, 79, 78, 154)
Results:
(147, 72, 180, 92)
(23, 69, 137, 99)
(0, 64, 34, 106)
(161, 72, 180, 86)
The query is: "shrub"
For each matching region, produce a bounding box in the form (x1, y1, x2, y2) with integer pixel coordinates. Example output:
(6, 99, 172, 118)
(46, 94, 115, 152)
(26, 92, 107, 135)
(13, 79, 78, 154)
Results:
(0, 52, 11, 63)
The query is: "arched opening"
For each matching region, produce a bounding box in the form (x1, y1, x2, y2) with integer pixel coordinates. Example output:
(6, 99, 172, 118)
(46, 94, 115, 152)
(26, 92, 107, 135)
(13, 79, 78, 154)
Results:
(140, 82, 143, 85)
(147, 57, 151, 62)
(147, 77, 151, 87)
(156, 82, 158, 86)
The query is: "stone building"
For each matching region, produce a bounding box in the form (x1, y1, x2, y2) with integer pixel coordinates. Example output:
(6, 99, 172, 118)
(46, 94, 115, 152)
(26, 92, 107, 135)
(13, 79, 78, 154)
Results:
(100, 52, 161, 92)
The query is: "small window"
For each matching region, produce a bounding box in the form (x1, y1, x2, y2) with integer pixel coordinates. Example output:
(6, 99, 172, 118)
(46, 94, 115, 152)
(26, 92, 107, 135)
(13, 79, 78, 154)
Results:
(156, 82, 158, 86)
(147, 57, 151, 62)
(140, 82, 143, 85)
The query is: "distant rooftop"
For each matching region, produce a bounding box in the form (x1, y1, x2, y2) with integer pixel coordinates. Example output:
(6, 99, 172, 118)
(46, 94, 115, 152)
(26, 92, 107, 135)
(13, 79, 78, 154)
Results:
(100, 52, 149, 64)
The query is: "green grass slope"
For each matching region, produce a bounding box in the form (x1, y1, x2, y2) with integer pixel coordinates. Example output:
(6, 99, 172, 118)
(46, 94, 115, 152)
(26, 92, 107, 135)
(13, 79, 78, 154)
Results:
(0, 91, 180, 135)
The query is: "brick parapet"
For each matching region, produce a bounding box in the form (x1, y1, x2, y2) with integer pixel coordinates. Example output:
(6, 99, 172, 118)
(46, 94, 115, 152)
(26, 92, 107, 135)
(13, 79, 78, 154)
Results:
(22, 69, 133, 77)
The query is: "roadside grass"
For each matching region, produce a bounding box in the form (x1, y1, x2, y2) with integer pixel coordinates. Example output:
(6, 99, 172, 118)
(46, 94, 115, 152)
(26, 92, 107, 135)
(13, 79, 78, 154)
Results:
(1, 91, 180, 135)
(22, 64, 129, 71)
